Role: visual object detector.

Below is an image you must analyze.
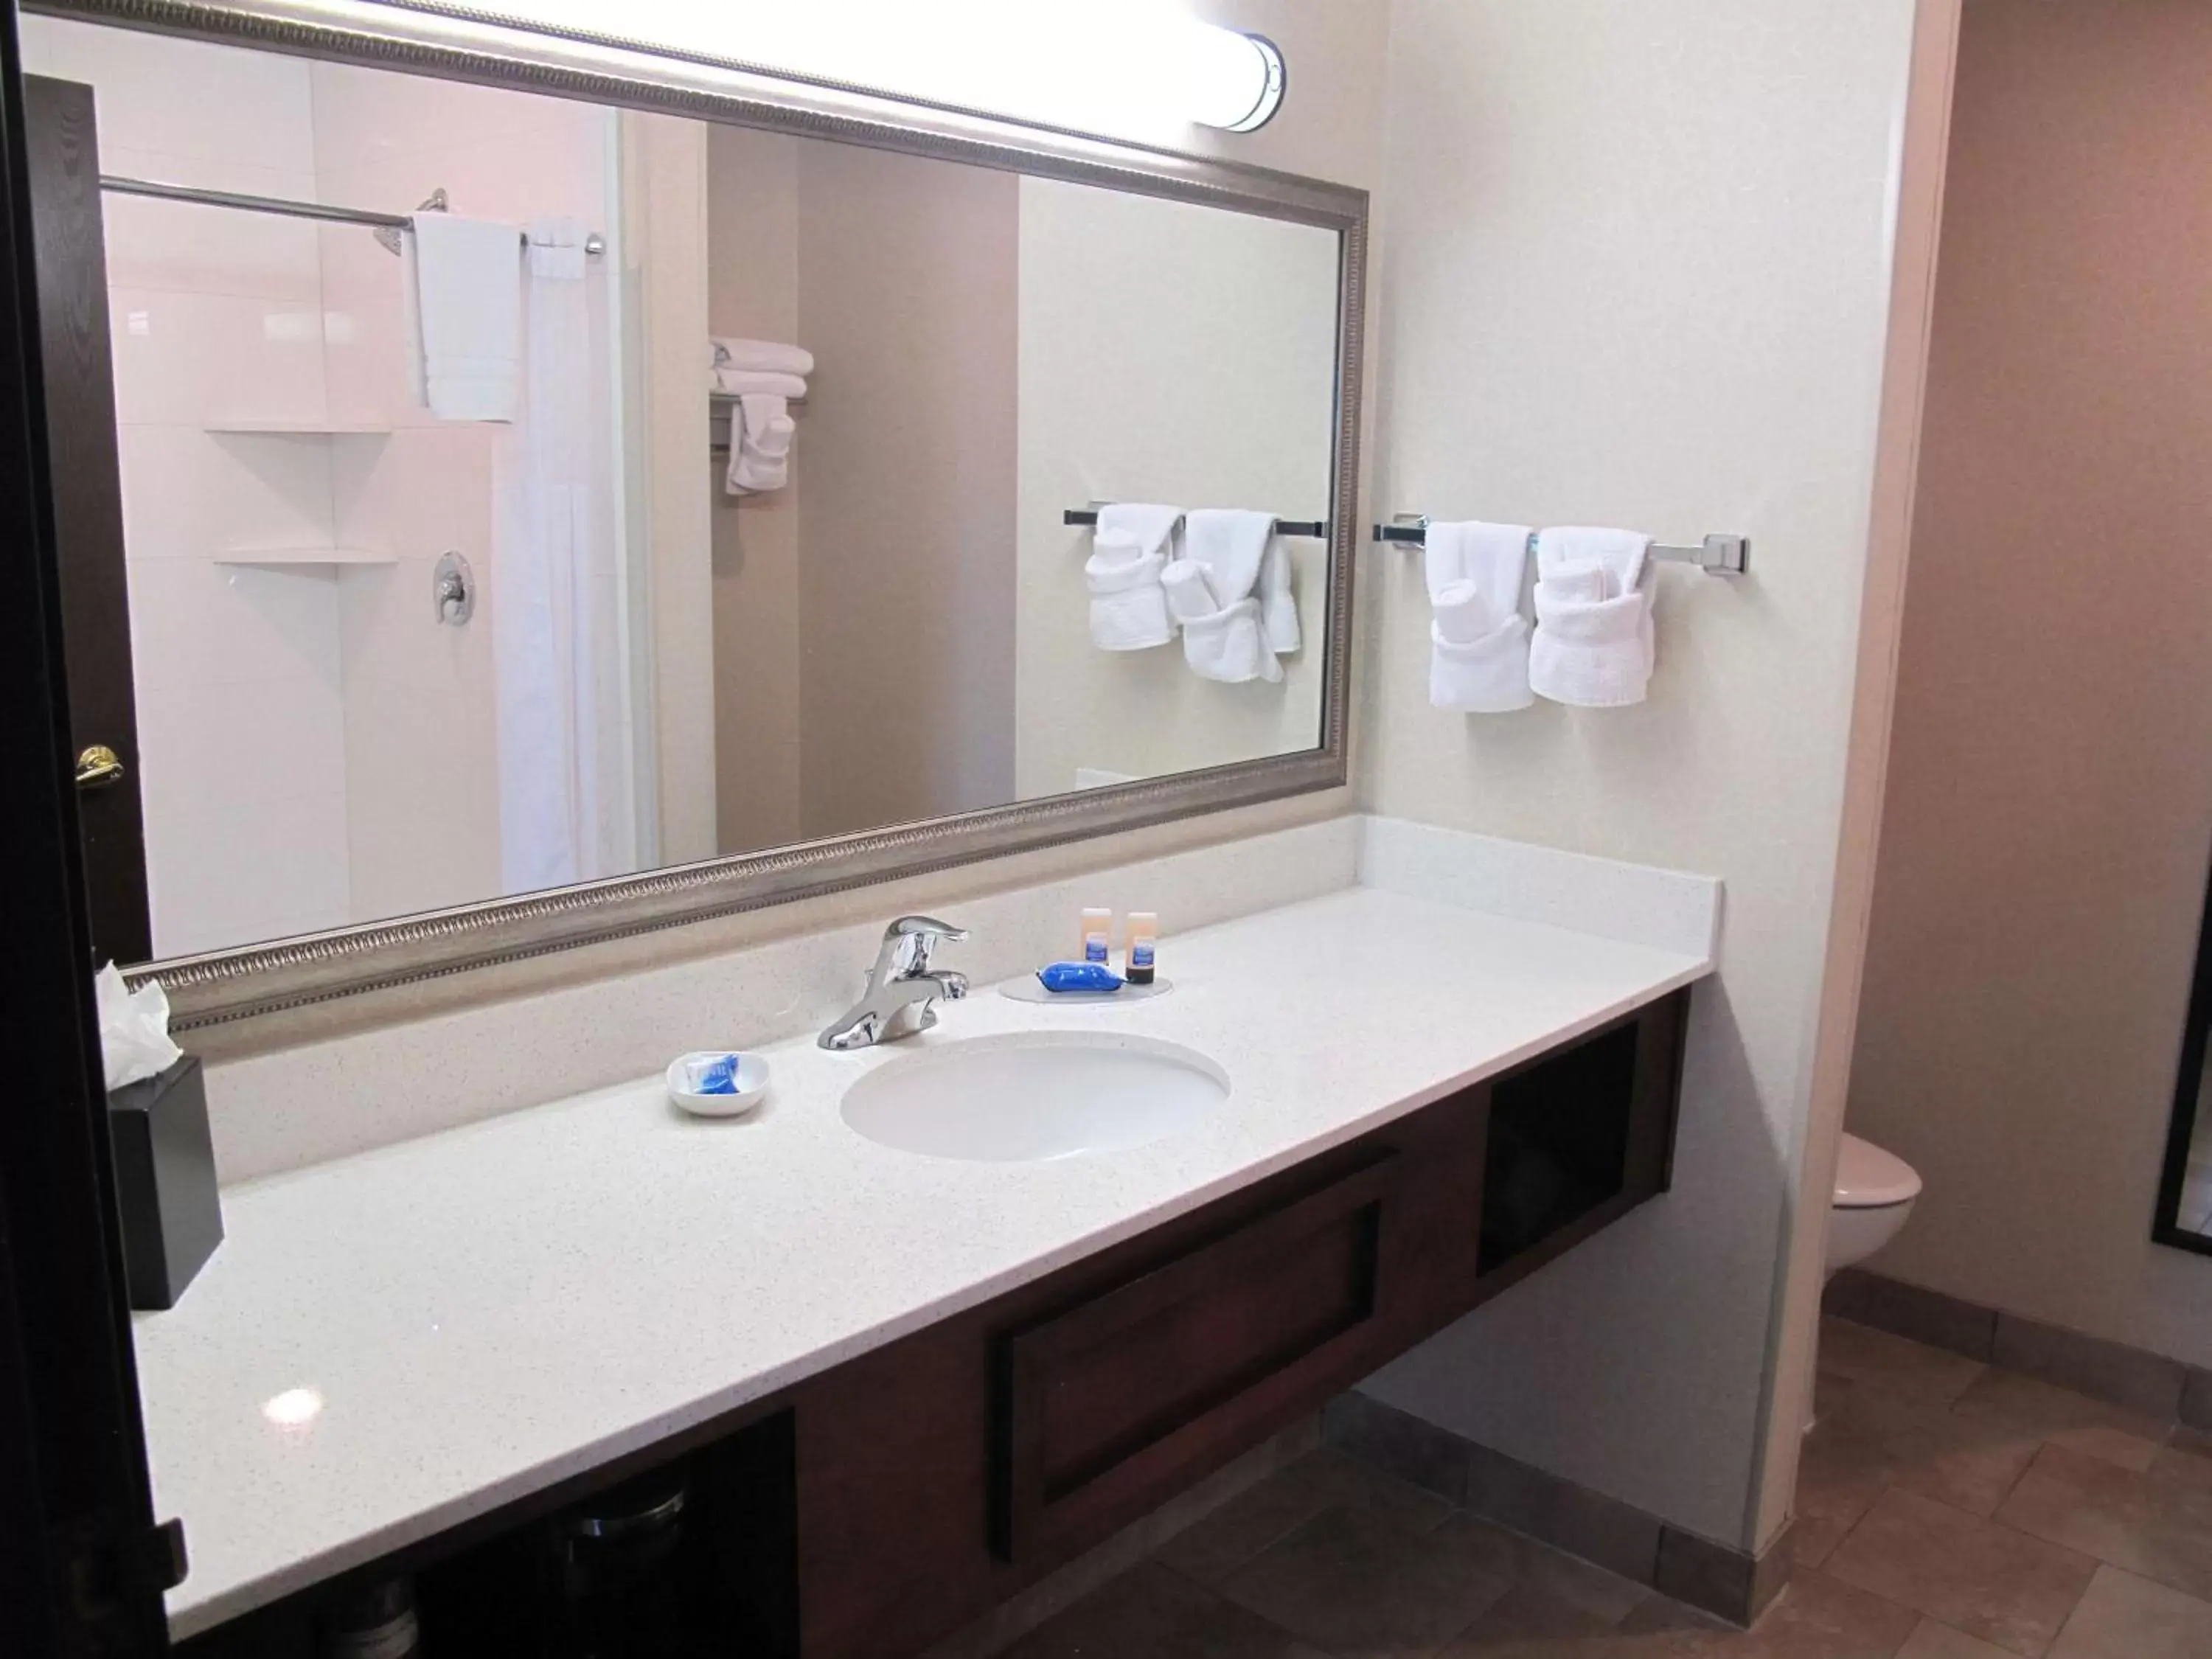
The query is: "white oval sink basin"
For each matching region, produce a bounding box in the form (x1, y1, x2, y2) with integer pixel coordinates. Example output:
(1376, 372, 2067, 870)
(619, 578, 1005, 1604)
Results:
(840, 1032, 1229, 1163)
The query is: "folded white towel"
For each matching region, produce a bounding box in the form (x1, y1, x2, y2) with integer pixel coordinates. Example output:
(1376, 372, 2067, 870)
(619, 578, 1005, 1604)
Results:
(1183, 509, 1270, 610)
(711, 336, 814, 378)
(408, 214, 521, 422)
(1528, 526, 1655, 707)
(1424, 521, 1532, 713)
(1085, 530, 1172, 651)
(1097, 502, 1183, 562)
(709, 367, 809, 399)
(1161, 559, 1279, 684)
(1180, 597, 1279, 684)
(725, 392, 796, 495)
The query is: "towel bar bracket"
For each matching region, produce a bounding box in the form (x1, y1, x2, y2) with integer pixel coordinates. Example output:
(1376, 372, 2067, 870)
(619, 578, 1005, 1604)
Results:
(1369, 518, 1750, 577)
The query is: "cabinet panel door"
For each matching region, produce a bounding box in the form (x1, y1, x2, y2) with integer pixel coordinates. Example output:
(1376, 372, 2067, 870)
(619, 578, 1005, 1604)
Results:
(996, 1152, 1399, 1564)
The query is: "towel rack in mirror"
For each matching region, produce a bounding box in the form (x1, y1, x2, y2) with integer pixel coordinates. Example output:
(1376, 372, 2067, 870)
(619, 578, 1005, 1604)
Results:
(98, 175, 606, 255)
(1066, 507, 1329, 539)
(1371, 514, 1749, 576)
(709, 389, 808, 456)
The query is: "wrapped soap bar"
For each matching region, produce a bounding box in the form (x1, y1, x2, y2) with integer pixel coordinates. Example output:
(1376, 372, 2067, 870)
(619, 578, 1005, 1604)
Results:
(1037, 961, 1124, 994)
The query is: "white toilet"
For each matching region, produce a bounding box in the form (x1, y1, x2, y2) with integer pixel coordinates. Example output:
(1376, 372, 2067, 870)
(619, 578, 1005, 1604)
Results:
(1825, 1131, 1921, 1279)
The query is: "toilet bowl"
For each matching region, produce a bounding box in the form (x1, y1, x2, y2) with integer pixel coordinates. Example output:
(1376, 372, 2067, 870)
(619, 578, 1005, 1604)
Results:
(1826, 1132, 1921, 1279)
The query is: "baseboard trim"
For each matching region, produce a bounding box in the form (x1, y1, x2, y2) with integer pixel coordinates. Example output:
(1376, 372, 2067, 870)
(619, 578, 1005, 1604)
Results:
(1826, 1267, 2212, 1430)
(1321, 1391, 1792, 1627)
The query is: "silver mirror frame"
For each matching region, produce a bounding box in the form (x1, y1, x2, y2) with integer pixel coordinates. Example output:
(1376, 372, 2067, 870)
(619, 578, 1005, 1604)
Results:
(32, 0, 1366, 1031)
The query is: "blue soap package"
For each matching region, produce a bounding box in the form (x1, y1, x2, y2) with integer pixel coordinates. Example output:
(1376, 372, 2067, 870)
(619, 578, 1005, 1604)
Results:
(1037, 961, 1124, 994)
(692, 1053, 742, 1095)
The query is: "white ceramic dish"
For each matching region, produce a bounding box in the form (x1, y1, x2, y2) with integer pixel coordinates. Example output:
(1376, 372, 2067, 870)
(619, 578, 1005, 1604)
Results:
(665, 1051, 772, 1119)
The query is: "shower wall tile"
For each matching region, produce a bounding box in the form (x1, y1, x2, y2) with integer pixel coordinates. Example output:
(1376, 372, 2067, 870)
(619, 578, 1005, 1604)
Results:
(108, 288, 332, 428)
(113, 427, 338, 563)
(125, 558, 345, 694)
(141, 785, 353, 959)
(97, 146, 322, 302)
(19, 16, 314, 173)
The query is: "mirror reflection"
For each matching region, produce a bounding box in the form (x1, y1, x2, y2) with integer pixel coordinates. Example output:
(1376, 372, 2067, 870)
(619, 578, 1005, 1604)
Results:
(22, 16, 1342, 964)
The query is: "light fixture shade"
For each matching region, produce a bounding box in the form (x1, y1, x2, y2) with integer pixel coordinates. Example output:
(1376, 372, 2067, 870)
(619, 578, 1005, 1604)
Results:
(374, 1, 1286, 141)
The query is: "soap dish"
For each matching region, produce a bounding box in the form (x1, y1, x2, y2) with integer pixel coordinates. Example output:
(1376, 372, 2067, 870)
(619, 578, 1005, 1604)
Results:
(666, 1051, 771, 1119)
(1001, 977, 1174, 1006)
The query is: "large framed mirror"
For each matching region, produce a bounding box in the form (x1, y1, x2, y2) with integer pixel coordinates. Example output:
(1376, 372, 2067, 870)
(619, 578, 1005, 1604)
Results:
(21, 0, 1364, 1029)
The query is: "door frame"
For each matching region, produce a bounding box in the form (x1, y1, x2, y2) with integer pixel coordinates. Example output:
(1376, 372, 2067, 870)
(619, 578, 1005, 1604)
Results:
(0, 2, 173, 1651)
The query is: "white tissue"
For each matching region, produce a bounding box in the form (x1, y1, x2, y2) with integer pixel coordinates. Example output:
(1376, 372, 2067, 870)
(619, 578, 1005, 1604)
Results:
(94, 963, 181, 1091)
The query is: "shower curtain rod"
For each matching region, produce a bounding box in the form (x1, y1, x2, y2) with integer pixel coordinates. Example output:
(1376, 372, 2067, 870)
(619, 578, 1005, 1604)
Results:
(97, 175, 605, 255)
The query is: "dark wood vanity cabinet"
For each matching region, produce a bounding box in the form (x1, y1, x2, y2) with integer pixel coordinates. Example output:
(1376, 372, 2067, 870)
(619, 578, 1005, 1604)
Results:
(176, 990, 1688, 1659)
(795, 988, 1688, 1659)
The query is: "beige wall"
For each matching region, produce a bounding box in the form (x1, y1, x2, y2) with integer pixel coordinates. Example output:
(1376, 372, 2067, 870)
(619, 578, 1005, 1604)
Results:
(1352, 0, 1934, 1551)
(1012, 178, 1339, 799)
(706, 125, 805, 855)
(793, 142, 1019, 839)
(624, 112, 720, 866)
(1850, 0, 2212, 1369)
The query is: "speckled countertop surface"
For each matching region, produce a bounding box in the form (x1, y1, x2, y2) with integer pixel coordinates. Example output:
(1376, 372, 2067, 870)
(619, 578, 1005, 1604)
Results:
(137, 883, 1713, 1637)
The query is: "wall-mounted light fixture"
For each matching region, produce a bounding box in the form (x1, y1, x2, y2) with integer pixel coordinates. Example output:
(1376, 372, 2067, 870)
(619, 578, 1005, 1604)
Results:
(378, 1, 1285, 142)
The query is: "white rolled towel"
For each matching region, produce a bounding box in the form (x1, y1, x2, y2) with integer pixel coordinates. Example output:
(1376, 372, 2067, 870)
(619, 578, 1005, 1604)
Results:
(1085, 530, 1172, 650)
(1424, 521, 1532, 713)
(726, 392, 796, 495)
(711, 337, 814, 378)
(1162, 560, 1278, 684)
(1430, 581, 1533, 714)
(1528, 526, 1655, 706)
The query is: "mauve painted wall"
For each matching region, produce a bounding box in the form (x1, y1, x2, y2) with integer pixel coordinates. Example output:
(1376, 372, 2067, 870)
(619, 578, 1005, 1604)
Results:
(1850, 0, 2212, 1368)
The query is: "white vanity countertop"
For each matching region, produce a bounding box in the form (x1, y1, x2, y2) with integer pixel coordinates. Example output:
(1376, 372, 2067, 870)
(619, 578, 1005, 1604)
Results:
(138, 883, 1713, 1637)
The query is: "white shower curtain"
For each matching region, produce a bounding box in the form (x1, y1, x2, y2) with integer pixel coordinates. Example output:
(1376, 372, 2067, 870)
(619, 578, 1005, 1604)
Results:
(494, 217, 633, 894)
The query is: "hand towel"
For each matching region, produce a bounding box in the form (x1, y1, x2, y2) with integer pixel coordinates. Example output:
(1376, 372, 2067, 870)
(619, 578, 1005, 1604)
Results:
(1424, 520, 1533, 713)
(1528, 526, 1656, 707)
(1096, 502, 1182, 563)
(1183, 509, 1272, 610)
(1085, 529, 1172, 650)
(709, 367, 810, 399)
(1161, 558, 1279, 684)
(726, 392, 796, 495)
(710, 336, 814, 378)
(408, 213, 522, 422)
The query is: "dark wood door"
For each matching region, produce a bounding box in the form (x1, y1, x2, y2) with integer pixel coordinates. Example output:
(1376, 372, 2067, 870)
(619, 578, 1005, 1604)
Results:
(0, 19, 174, 1654)
(24, 73, 150, 967)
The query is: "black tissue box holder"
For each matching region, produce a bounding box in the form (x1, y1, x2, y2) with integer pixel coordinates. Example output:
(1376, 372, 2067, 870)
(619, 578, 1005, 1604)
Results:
(108, 1054, 222, 1310)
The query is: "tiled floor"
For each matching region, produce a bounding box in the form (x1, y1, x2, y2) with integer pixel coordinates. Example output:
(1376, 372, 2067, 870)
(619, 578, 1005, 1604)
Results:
(994, 1318, 2212, 1658)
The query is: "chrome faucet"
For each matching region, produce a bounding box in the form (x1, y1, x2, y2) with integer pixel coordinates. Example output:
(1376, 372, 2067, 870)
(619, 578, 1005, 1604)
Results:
(818, 916, 970, 1051)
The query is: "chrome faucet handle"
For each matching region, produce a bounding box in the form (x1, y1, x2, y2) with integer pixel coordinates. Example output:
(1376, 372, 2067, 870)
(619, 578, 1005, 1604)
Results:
(879, 915, 969, 978)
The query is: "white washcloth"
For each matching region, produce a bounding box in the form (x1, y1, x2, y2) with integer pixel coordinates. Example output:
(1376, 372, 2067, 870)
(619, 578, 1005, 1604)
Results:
(711, 336, 813, 378)
(1096, 502, 1183, 562)
(709, 367, 809, 399)
(726, 392, 796, 495)
(1161, 558, 1279, 684)
(1085, 530, 1172, 650)
(1423, 521, 1532, 713)
(408, 213, 521, 421)
(1528, 526, 1656, 707)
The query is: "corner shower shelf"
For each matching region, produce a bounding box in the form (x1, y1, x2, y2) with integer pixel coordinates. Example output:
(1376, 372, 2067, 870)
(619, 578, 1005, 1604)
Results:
(214, 546, 397, 568)
(205, 420, 393, 436)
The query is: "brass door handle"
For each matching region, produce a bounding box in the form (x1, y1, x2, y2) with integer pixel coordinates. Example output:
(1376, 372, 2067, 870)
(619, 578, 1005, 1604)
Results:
(74, 744, 126, 788)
